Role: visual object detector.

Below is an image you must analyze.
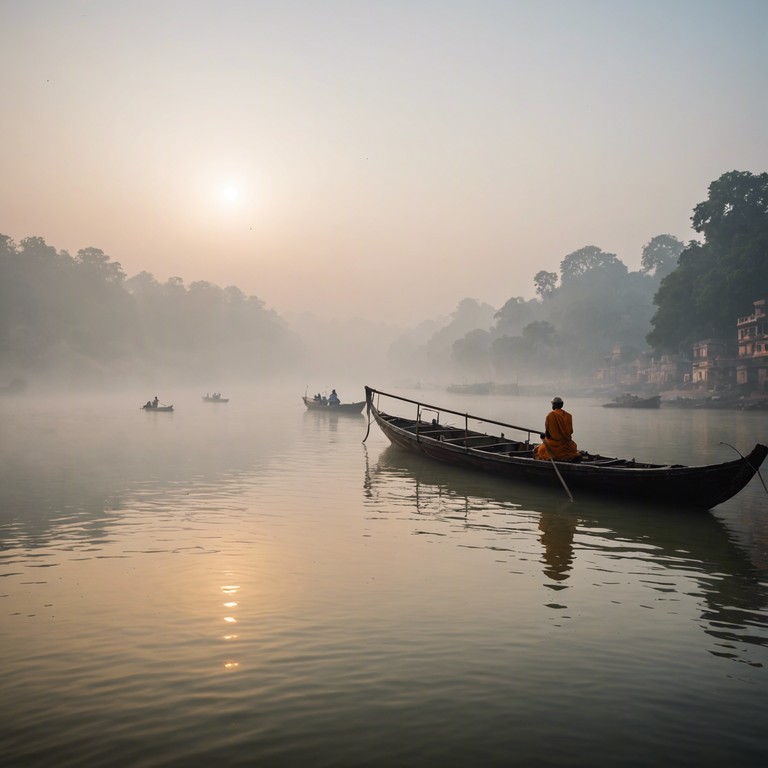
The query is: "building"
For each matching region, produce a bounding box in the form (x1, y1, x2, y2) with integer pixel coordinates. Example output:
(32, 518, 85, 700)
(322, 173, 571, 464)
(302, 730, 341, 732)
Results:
(595, 344, 641, 387)
(691, 338, 737, 389)
(641, 353, 689, 388)
(736, 299, 768, 391)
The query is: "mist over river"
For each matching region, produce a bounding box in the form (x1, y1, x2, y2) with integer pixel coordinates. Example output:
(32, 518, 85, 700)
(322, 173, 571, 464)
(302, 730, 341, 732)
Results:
(1, 384, 767, 767)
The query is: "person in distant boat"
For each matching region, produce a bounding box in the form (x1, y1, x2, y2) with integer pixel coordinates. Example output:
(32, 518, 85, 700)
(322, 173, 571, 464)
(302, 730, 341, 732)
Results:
(313, 393, 322, 402)
(153, 396, 159, 408)
(145, 401, 152, 409)
(328, 389, 340, 406)
(533, 396, 579, 461)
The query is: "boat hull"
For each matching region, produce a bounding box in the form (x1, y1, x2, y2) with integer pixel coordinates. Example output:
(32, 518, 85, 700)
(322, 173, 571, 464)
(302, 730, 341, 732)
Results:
(365, 386, 766, 510)
(302, 396, 365, 414)
(602, 395, 661, 408)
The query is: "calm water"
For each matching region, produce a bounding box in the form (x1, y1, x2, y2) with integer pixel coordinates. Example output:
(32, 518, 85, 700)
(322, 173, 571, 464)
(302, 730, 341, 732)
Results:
(1, 385, 767, 767)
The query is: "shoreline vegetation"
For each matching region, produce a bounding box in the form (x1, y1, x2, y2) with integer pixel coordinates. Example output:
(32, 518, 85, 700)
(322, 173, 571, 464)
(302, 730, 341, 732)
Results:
(2, 172, 766, 395)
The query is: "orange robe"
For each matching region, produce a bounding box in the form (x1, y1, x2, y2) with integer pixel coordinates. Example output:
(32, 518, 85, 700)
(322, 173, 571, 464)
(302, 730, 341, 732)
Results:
(534, 408, 578, 461)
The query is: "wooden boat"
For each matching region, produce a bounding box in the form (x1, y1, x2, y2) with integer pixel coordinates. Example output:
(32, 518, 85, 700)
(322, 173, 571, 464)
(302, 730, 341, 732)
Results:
(602, 393, 661, 408)
(363, 386, 767, 510)
(141, 403, 174, 412)
(302, 396, 365, 414)
(203, 395, 229, 403)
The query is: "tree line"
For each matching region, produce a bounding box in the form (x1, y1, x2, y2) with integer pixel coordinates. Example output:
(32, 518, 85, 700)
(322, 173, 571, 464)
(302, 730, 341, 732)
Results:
(3, 170, 765, 389)
(0, 235, 301, 386)
(388, 170, 768, 384)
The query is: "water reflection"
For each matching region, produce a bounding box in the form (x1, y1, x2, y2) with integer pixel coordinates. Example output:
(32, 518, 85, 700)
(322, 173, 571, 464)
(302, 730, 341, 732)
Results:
(538, 507, 576, 585)
(365, 445, 768, 662)
(302, 408, 365, 436)
(221, 579, 240, 670)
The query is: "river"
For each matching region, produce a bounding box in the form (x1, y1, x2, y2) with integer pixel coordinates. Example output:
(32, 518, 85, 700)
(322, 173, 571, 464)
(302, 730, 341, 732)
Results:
(1, 383, 767, 767)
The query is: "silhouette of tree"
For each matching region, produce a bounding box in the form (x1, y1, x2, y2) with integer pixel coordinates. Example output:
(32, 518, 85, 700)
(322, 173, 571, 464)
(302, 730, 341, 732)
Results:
(648, 171, 768, 351)
(533, 270, 558, 298)
(640, 235, 683, 278)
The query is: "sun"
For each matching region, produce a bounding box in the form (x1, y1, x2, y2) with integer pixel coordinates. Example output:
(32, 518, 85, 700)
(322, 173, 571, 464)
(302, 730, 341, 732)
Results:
(219, 183, 241, 205)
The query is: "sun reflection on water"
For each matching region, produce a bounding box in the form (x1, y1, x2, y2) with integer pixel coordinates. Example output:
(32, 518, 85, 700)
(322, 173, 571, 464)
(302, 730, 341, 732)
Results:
(221, 577, 240, 669)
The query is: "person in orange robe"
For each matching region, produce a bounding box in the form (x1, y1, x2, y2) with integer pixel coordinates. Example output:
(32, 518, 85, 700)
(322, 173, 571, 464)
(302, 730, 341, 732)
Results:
(534, 396, 579, 461)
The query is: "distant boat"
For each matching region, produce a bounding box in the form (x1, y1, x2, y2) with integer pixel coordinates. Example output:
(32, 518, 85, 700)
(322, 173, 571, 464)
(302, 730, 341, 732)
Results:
(363, 386, 767, 510)
(602, 394, 661, 409)
(141, 403, 174, 412)
(203, 394, 229, 403)
(302, 396, 365, 414)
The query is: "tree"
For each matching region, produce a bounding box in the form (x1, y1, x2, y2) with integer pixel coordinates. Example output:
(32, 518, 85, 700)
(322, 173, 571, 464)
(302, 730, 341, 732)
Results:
(648, 171, 768, 351)
(522, 320, 556, 348)
(533, 270, 558, 298)
(452, 329, 491, 371)
(560, 246, 625, 283)
(692, 170, 768, 245)
(75, 247, 125, 284)
(493, 296, 537, 335)
(640, 235, 683, 278)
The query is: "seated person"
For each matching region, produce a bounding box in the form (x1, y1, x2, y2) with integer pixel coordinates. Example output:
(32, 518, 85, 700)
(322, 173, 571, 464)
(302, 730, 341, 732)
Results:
(533, 396, 579, 461)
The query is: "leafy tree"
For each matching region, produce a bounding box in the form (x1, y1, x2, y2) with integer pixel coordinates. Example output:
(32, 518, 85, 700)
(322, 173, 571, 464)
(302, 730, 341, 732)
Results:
(490, 334, 527, 376)
(493, 296, 538, 335)
(425, 298, 496, 366)
(522, 320, 556, 348)
(75, 247, 125, 284)
(533, 270, 558, 298)
(452, 329, 491, 371)
(640, 235, 683, 278)
(560, 246, 624, 283)
(648, 171, 768, 351)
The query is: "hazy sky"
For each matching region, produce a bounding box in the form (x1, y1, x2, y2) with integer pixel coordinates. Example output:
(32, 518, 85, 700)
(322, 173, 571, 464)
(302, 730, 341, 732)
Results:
(2, 0, 767, 324)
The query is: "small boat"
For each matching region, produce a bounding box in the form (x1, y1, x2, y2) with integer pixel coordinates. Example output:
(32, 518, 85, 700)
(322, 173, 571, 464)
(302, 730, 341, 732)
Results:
(141, 404, 174, 412)
(203, 394, 229, 403)
(602, 393, 661, 408)
(363, 386, 767, 509)
(302, 396, 365, 414)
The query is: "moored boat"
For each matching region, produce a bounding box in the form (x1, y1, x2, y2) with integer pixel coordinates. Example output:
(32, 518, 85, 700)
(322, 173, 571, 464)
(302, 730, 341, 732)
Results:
(602, 393, 661, 408)
(302, 395, 365, 414)
(363, 386, 767, 509)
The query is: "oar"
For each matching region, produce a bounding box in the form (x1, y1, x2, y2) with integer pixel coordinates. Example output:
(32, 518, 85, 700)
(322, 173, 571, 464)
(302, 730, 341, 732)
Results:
(540, 439, 574, 502)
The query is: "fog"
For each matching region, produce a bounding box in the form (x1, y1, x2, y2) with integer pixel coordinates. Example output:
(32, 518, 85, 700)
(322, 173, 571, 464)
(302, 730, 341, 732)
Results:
(3, 2, 768, 328)
(0, 231, 677, 399)
(2, 3, 768, 397)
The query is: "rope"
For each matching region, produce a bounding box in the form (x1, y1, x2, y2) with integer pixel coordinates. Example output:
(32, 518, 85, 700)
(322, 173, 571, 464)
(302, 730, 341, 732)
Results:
(362, 391, 372, 443)
(719, 442, 768, 495)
